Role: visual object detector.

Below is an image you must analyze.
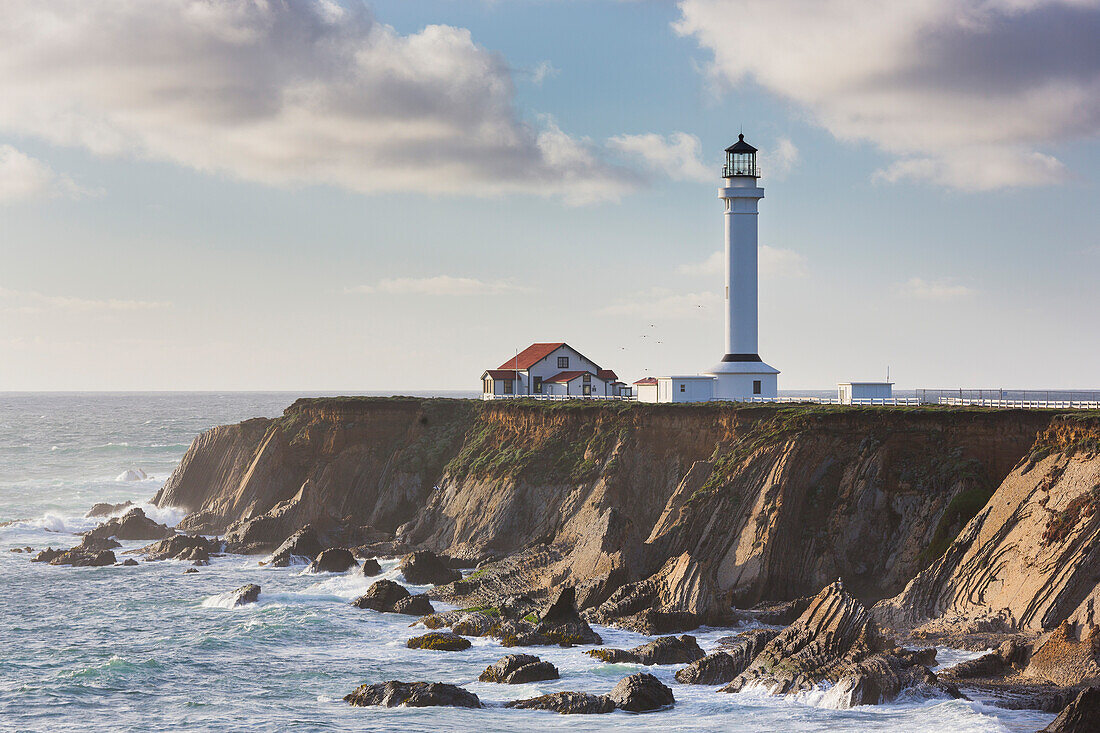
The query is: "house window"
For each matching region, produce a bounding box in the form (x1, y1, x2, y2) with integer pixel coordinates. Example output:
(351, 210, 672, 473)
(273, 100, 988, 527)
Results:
(533, 376, 543, 394)
(583, 373, 591, 383)
(558, 356, 569, 369)
(503, 380, 514, 395)
(753, 380, 762, 395)
(583, 384, 591, 396)
(680, 384, 686, 393)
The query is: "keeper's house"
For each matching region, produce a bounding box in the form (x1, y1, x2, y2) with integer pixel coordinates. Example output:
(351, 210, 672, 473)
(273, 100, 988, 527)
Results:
(481, 342, 628, 399)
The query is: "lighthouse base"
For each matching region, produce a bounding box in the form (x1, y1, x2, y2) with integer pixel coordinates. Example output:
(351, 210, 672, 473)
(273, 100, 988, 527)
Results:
(702, 359, 779, 402)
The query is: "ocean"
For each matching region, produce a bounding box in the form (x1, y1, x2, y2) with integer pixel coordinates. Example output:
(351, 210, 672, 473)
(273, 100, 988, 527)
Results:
(0, 392, 1057, 732)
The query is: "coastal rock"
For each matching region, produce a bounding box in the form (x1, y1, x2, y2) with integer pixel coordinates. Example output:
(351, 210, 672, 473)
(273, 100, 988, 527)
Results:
(730, 596, 815, 627)
(400, 550, 461, 586)
(392, 595, 435, 616)
(675, 629, 779, 685)
(86, 508, 174, 542)
(1041, 686, 1100, 732)
(121, 558, 139, 566)
(530, 587, 602, 646)
(351, 579, 411, 612)
(505, 692, 614, 714)
(49, 549, 117, 567)
(479, 654, 559, 684)
(588, 554, 712, 633)
(722, 581, 941, 707)
(138, 534, 218, 562)
(344, 681, 481, 709)
(406, 632, 471, 651)
(452, 612, 500, 637)
(184, 568, 199, 574)
(31, 548, 65, 563)
(359, 557, 382, 576)
(229, 584, 261, 606)
(607, 673, 674, 712)
(76, 535, 122, 552)
(1025, 622, 1100, 687)
(85, 500, 134, 518)
(305, 548, 358, 574)
(267, 526, 323, 567)
(587, 635, 705, 666)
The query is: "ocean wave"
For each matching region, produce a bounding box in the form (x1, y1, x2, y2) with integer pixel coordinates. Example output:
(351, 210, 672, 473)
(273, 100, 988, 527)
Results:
(201, 591, 263, 610)
(115, 468, 148, 482)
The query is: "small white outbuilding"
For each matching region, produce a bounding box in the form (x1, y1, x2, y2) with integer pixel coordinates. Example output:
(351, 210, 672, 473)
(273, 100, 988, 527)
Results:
(634, 377, 659, 403)
(838, 382, 893, 405)
(657, 375, 716, 403)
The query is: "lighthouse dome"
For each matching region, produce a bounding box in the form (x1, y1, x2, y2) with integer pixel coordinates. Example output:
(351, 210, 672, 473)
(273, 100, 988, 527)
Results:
(724, 133, 757, 154)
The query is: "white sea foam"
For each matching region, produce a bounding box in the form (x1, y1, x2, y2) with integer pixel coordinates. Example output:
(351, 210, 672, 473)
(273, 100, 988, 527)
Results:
(201, 591, 261, 610)
(115, 468, 148, 482)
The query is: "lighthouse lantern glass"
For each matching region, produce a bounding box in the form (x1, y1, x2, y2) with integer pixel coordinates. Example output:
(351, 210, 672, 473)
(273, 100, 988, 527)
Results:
(724, 150, 757, 178)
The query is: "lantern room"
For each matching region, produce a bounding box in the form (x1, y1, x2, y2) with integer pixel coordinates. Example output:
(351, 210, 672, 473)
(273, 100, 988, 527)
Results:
(723, 133, 759, 178)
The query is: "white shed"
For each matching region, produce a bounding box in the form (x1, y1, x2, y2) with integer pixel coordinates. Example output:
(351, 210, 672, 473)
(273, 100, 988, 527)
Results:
(838, 382, 893, 405)
(634, 377, 658, 403)
(657, 375, 716, 403)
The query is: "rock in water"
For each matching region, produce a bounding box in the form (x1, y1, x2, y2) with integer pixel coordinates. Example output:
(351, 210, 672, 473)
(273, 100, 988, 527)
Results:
(31, 548, 64, 563)
(121, 558, 139, 566)
(344, 681, 480, 708)
(306, 548, 358, 574)
(359, 557, 382, 576)
(267, 526, 323, 567)
(588, 635, 705, 666)
(479, 654, 559, 684)
(184, 568, 199, 574)
(351, 579, 411, 612)
(607, 673, 675, 712)
(138, 534, 217, 562)
(722, 580, 940, 707)
(85, 500, 134, 518)
(115, 468, 147, 482)
(86, 508, 175, 542)
(406, 632, 471, 651)
(392, 595, 435, 616)
(1041, 686, 1100, 732)
(50, 549, 117, 567)
(399, 550, 461, 585)
(675, 629, 778, 684)
(505, 692, 615, 714)
(230, 584, 261, 606)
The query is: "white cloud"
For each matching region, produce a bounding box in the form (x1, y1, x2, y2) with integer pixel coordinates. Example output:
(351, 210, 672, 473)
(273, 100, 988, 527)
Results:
(345, 276, 528, 296)
(895, 277, 976, 301)
(678, 246, 808, 278)
(608, 132, 711, 182)
(764, 138, 799, 180)
(0, 1, 624, 203)
(676, 0, 1100, 190)
(0, 145, 90, 202)
(531, 61, 559, 85)
(0, 287, 170, 313)
(599, 287, 720, 318)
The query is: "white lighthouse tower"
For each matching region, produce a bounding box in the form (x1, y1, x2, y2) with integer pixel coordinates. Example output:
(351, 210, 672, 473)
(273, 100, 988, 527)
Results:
(703, 134, 779, 400)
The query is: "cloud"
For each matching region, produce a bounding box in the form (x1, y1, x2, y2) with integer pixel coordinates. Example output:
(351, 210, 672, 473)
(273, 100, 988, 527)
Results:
(608, 132, 711, 182)
(0, 1, 625, 203)
(531, 61, 559, 85)
(895, 277, 975, 301)
(765, 138, 799, 180)
(676, 0, 1100, 190)
(0, 145, 91, 202)
(345, 276, 528, 296)
(0, 287, 170, 313)
(599, 287, 720, 318)
(678, 246, 808, 278)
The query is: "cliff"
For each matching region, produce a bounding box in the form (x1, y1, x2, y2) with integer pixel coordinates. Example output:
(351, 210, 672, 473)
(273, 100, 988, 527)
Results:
(156, 397, 1065, 624)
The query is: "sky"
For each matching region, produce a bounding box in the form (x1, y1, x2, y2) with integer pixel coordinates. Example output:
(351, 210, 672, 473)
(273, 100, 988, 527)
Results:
(1, 0, 1098, 391)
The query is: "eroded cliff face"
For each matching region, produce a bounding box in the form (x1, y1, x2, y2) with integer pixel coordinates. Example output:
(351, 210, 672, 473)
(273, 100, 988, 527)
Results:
(874, 416, 1100, 637)
(156, 398, 1060, 624)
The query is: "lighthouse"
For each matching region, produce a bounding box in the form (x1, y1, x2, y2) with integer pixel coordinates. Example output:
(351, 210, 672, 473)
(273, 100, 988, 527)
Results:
(703, 134, 780, 400)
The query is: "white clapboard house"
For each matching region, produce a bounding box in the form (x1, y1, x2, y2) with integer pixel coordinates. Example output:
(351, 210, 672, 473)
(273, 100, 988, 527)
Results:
(481, 342, 628, 399)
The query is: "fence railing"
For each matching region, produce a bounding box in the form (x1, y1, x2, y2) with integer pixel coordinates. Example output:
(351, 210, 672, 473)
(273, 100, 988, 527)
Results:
(744, 396, 922, 406)
(483, 393, 636, 401)
(938, 397, 1100, 410)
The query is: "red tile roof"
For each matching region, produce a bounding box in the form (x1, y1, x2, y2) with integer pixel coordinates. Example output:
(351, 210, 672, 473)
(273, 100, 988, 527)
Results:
(484, 369, 520, 380)
(633, 377, 658, 385)
(545, 370, 602, 384)
(597, 369, 617, 381)
(498, 342, 566, 371)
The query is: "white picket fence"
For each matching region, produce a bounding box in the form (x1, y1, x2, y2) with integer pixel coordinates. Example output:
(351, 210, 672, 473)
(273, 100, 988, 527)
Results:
(482, 393, 636, 401)
(745, 396, 922, 406)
